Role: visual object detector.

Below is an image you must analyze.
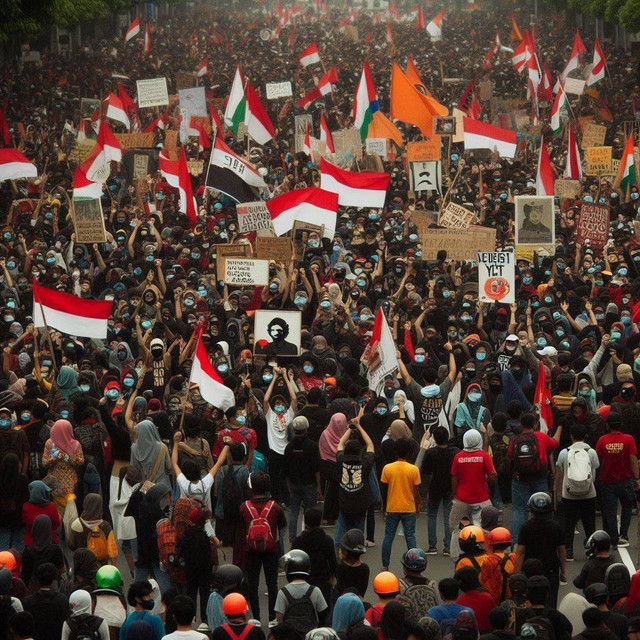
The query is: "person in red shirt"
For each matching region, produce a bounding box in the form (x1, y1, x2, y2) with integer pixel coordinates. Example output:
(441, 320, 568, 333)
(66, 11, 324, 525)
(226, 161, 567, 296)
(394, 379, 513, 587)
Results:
(455, 565, 496, 633)
(450, 430, 496, 531)
(595, 411, 639, 548)
(212, 405, 257, 467)
(22, 481, 60, 546)
(508, 412, 562, 545)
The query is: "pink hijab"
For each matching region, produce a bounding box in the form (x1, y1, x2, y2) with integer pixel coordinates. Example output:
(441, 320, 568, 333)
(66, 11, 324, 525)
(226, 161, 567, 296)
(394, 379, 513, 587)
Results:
(319, 413, 348, 462)
(50, 419, 81, 457)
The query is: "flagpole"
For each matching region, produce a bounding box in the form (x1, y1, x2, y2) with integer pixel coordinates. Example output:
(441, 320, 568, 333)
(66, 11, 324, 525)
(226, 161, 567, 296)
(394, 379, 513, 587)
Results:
(36, 298, 59, 377)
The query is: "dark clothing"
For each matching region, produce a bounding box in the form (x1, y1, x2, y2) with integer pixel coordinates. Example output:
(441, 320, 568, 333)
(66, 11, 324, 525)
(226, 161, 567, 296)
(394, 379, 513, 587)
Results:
(211, 622, 266, 640)
(422, 445, 459, 496)
(21, 544, 65, 589)
(336, 451, 375, 514)
(479, 631, 516, 640)
(23, 588, 71, 640)
(517, 516, 563, 576)
(335, 562, 370, 599)
(283, 435, 320, 486)
(516, 606, 572, 640)
(573, 556, 616, 590)
(296, 406, 332, 443)
(600, 610, 628, 640)
(292, 526, 337, 587)
(573, 626, 619, 640)
(246, 551, 279, 622)
(563, 497, 596, 557)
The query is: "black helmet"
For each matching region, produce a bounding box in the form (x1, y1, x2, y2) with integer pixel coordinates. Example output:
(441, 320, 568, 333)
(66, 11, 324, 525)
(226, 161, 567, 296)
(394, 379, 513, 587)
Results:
(402, 548, 427, 572)
(212, 565, 244, 595)
(605, 563, 631, 605)
(584, 583, 609, 605)
(587, 531, 611, 557)
(527, 492, 552, 514)
(341, 529, 366, 555)
(283, 549, 310, 581)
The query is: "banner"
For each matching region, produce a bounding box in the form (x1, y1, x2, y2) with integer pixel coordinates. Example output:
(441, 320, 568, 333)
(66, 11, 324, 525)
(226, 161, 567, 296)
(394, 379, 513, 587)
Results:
(439, 202, 475, 229)
(585, 146, 612, 175)
(72, 198, 107, 243)
(213, 243, 252, 278)
(68, 140, 96, 165)
(407, 138, 441, 162)
(565, 77, 586, 96)
(224, 258, 269, 286)
(114, 132, 156, 149)
(554, 179, 582, 199)
(136, 78, 169, 108)
(236, 201, 274, 233)
(478, 251, 515, 303)
(576, 203, 609, 248)
(266, 82, 293, 100)
(421, 226, 496, 260)
(365, 138, 387, 158)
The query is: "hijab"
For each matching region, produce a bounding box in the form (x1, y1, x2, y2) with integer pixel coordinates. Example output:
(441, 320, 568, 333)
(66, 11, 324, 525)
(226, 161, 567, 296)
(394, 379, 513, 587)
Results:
(455, 383, 486, 432)
(28, 480, 52, 506)
(480, 505, 500, 531)
(462, 429, 483, 452)
(386, 419, 413, 441)
(51, 419, 81, 457)
(0, 568, 11, 596)
(319, 413, 348, 462)
(390, 390, 415, 423)
(332, 593, 365, 631)
(69, 589, 93, 616)
(80, 493, 103, 523)
(57, 366, 80, 400)
(131, 420, 162, 471)
(31, 514, 53, 551)
(0, 453, 20, 499)
(72, 549, 99, 587)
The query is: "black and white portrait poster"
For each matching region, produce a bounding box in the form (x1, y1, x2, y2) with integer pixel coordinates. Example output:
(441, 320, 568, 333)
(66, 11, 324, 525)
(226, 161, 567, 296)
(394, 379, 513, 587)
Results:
(254, 310, 302, 357)
(409, 161, 442, 194)
(515, 196, 555, 246)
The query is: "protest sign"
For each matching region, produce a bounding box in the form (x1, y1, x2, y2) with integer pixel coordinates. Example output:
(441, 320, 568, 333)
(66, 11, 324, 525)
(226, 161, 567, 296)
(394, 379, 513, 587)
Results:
(164, 130, 178, 161)
(224, 258, 269, 286)
(421, 226, 496, 260)
(409, 161, 441, 193)
(266, 82, 293, 100)
(68, 140, 96, 165)
(515, 196, 555, 245)
(581, 123, 607, 150)
(132, 154, 149, 179)
(565, 77, 586, 96)
(187, 161, 204, 176)
(80, 98, 101, 118)
(236, 201, 274, 233)
(175, 72, 196, 90)
(213, 243, 252, 279)
(576, 203, 609, 248)
(439, 202, 475, 229)
(434, 117, 457, 136)
(410, 210, 439, 240)
(478, 80, 493, 101)
(254, 310, 301, 357)
(585, 146, 612, 175)
(407, 138, 441, 162)
(365, 138, 387, 158)
(332, 128, 362, 160)
(72, 198, 106, 243)
(478, 251, 515, 303)
(256, 237, 293, 263)
(555, 179, 582, 199)
(292, 221, 325, 258)
(114, 133, 156, 149)
(179, 86, 207, 142)
(136, 78, 169, 108)
(452, 108, 466, 143)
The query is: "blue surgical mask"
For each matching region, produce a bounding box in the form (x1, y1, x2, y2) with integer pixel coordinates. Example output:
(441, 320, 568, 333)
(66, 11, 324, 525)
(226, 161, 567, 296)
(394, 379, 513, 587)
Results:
(60, 410, 70, 419)
(369, 213, 379, 221)
(145, 254, 154, 262)
(583, 195, 594, 203)
(451, 153, 459, 162)
(7, 261, 15, 270)
(274, 403, 286, 414)
(46, 256, 56, 265)
(236, 414, 246, 426)
(333, 244, 341, 253)
(556, 329, 565, 337)
(552, 311, 561, 320)
(79, 384, 90, 393)
(537, 337, 547, 347)
(269, 283, 278, 293)
(619, 268, 628, 276)
(106, 389, 119, 400)
(442, 291, 451, 299)
(198, 288, 207, 298)
(320, 300, 331, 309)
(376, 406, 387, 415)
(217, 363, 229, 373)
(134, 267, 142, 276)
(523, 276, 532, 285)
(409, 233, 418, 242)
(6, 300, 16, 309)
(303, 365, 314, 374)
(356, 279, 366, 287)
(415, 354, 425, 363)
(308, 239, 319, 248)
(476, 351, 487, 361)
(0, 419, 11, 428)
(468, 391, 482, 402)
(141, 320, 152, 330)
(611, 331, 622, 341)
(415, 251, 422, 257)
(632, 192, 639, 200)
(622, 316, 631, 325)
(263, 373, 273, 383)
(123, 377, 135, 387)
(21, 412, 31, 422)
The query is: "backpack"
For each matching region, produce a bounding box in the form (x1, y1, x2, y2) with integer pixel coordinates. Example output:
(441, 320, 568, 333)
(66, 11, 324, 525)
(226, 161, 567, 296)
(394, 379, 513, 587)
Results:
(66, 613, 104, 640)
(490, 433, 511, 476)
(520, 617, 554, 640)
(222, 465, 245, 520)
(511, 432, 541, 477)
(565, 447, 593, 496)
(85, 523, 109, 562)
(397, 584, 440, 622)
(282, 585, 319, 635)
(245, 500, 277, 552)
(440, 615, 457, 640)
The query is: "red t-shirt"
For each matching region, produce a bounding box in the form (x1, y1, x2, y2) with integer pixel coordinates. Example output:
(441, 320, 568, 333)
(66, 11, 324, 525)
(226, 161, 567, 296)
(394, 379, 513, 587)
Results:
(451, 450, 495, 504)
(456, 590, 497, 632)
(212, 427, 257, 458)
(508, 431, 558, 466)
(22, 502, 60, 546)
(596, 431, 638, 484)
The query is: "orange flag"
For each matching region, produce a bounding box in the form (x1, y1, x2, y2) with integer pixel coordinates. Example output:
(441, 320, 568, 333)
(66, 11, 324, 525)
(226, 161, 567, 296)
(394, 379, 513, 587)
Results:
(404, 57, 449, 117)
(391, 62, 436, 136)
(511, 14, 523, 41)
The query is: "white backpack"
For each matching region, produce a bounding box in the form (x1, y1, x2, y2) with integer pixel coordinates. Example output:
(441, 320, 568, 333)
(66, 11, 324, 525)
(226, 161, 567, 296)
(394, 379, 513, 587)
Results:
(566, 447, 593, 496)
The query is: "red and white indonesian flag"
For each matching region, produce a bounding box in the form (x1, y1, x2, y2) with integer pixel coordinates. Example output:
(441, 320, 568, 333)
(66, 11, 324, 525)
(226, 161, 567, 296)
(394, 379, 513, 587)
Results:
(426, 10, 445, 40)
(144, 24, 150, 53)
(586, 37, 605, 87)
(73, 167, 103, 200)
(197, 58, 208, 78)
(320, 157, 389, 208)
(560, 31, 586, 83)
(566, 124, 582, 180)
(245, 82, 275, 145)
(190, 330, 235, 411)
(302, 122, 312, 157)
(80, 121, 123, 183)
(33, 281, 112, 339)
(320, 112, 335, 153)
(463, 117, 516, 158)
(536, 143, 554, 197)
(106, 92, 130, 130)
(266, 187, 338, 238)
(297, 67, 337, 108)
(0, 149, 37, 181)
(159, 150, 179, 188)
(299, 43, 321, 67)
(125, 17, 140, 42)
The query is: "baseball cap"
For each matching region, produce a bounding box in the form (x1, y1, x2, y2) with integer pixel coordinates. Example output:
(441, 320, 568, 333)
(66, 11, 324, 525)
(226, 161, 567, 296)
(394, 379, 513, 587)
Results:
(293, 416, 309, 432)
(537, 346, 558, 357)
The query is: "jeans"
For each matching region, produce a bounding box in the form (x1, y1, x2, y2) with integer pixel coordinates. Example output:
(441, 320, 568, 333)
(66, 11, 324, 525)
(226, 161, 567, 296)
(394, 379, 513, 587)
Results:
(0, 524, 24, 553)
(134, 562, 171, 594)
(288, 484, 317, 542)
(511, 476, 549, 545)
(562, 497, 596, 555)
(334, 511, 365, 547)
(382, 512, 416, 568)
(246, 551, 279, 622)
(427, 492, 452, 548)
(600, 479, 636, 544)
(489, 480, 503, 510)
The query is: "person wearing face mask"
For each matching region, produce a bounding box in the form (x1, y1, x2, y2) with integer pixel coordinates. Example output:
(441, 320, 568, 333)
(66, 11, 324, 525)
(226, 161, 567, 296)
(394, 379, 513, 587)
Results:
(453, 384, 490, 450)
(139, 337, 171, 400)
(120, 580, 166, 640)
(298, 355, 323, 391)
(212, 405, 257, 465)
(129, 421, 171, 489)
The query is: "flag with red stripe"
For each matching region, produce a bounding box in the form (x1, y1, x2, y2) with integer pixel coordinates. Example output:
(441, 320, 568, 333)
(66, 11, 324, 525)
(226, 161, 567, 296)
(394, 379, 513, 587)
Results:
(320, 157, 389, 208)
(266, 187, 338, 238)
(189, 328, 235, 410)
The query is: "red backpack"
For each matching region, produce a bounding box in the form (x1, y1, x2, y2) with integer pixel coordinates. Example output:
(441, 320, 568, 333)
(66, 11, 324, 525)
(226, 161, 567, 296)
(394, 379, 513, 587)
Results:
(245, 500, 277, 552)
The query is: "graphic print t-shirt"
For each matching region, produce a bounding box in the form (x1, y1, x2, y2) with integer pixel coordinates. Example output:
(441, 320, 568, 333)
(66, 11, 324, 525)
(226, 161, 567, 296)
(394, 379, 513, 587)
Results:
(336, 451, 375, 514)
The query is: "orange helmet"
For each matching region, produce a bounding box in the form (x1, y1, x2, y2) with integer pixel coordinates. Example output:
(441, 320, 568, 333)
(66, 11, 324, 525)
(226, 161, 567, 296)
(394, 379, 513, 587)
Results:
(487, 527, 512, 547)
(0, 551, 17, 575)
(373, 571, 400, 595)
(459, 525, 485, 553)
(222, 593, 248, 616)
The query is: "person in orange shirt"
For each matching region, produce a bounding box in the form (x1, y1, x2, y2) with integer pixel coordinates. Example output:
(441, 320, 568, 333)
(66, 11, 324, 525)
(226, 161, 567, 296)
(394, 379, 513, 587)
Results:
(480, 527, 516, 603)
(454, 525, 487, 572)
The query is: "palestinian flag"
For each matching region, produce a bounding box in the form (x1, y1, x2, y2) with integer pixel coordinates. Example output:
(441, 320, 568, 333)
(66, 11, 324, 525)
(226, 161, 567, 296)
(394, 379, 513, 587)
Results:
(550, 86, 568, 135)
(224, 66, 245, 135)
(353, 61, 379, 140)
(614, 134, 636, 191)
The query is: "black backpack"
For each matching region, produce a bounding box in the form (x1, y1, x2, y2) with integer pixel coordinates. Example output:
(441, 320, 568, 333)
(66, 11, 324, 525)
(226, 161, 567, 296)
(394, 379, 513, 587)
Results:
(282, 585, 318, 636)
(222, 465, 245, 520)
(490, 433, 511, 476)
(511, 432, 541, 476)
(66, 614, 104, 640)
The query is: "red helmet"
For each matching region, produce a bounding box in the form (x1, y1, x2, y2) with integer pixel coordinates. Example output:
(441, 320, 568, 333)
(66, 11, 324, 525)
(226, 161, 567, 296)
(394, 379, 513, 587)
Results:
(487, 527, 512, 547)
(222, 593, 247, 616)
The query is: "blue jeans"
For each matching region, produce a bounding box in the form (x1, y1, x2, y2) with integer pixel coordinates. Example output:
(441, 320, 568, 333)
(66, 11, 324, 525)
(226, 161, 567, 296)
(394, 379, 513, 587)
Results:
(382, 513, 416, 568)
(511, 476, 549, 545)
(600, 479, 636, 544)
(427, 492, 452, 548)
(334, 511, 365, 547)
(489, 480, 503, 510)
(288, 484, 317, 542)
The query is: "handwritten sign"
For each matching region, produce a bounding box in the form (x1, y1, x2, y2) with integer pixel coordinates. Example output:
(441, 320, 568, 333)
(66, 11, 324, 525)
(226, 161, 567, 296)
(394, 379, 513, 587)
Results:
(72, 198, 107, 243)
(581, 123, 607, 150)
(236, 201, 273, 233)
(411, 210, 439, 240)
(136, 78, 169, 108)
(576, 203, 609, 248)
(266, 82, 293, 100)
(213, 243, 252, 279)
(224, 258, 269, 286)
(332, 128, 362, 160)
(68, 140, 96, 165)
(187, 161, 204, 176)
(421, 226, 496, 260)
(585, 146, 612, 175)
(555, 179, 582, 199)
(114, 133, 156, 149)
(565, 77, 586, 96)
(133, 154, 149, 179)
(366, 138, 387, 158)
(256, 237, 293, 264)
(478, 251, 515, 303)
(407, 138, 441, 162)
(439, 202, 475, 229)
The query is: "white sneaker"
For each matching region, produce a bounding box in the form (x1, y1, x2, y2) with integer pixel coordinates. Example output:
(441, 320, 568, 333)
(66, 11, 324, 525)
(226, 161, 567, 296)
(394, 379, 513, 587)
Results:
(269, 620, 278, 628)
(617, 537, 630, 547)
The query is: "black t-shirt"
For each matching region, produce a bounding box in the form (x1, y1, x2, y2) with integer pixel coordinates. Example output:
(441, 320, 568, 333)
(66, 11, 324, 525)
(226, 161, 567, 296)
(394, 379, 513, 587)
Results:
(517, 516, 563, 575)
(296, 406, 331, 442)
(336, 562, 370, 598)
(212, 622, 266, 640)
(283, 435, 319, 485)
(336, 451, 375, 514)
(421, 445, 460, 496)
(518, 606, 572, 640)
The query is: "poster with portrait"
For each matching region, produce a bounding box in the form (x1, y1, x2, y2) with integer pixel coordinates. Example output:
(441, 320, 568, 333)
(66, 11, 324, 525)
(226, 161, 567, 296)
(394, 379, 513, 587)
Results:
(253, 310, 302, 357)
(514, 196, 555, 246)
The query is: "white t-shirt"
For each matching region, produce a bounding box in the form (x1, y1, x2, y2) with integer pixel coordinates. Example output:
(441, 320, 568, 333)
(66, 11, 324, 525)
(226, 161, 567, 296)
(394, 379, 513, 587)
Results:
(177, 472, 214, 510)
(265, 407, 293, 455)
(162, 631, 208, 640)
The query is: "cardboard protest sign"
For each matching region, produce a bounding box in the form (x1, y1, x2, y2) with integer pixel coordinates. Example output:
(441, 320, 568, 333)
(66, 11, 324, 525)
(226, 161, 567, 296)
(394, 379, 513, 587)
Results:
(478, 251, 515, 303)
(214, 243, 252, 279)
(366, 138, 387, 158)
(565, 77, 586, 96)
(407, 138, 441, 162)
(254, 310, 301, 357)
(576, 203, 609, 248)
(224, 258, 269, 286)
(439, 202, 475, 229)
(332, 128, 362, 161)
(187, 161, 204, 176)
(478, 80, 493, 102)
(292, 220, 325, 258)
(411, 210, 439, 240)
(585, 146, 612, 175)
(68, 140, 96, 165)
(581, 123, 607, 150)
(409, 161, 441, 193)
(256, 237, 293, 264)
(266, 82, 293, 100)
(294, 114, 313, 154)
(515, 196, 555, 245)
(452, 108, 466, 143)
(175, 72, 196, 90)
(164, 130, 178, 161)
(236, 201, 274, 233)
(179, 87, 207, 143)
(421, 226, 496, 260)
(114, 133, 156, 149)
(136, 78, 169, 108)
(555, 179, 582, 199)
(72, 198, 107, 243)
